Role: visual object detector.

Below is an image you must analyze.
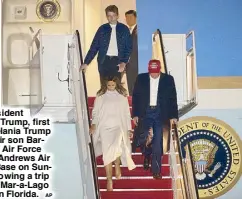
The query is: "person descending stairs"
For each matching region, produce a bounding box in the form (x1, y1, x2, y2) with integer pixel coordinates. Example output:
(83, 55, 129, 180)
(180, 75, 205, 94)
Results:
(88, 95, 176, 199)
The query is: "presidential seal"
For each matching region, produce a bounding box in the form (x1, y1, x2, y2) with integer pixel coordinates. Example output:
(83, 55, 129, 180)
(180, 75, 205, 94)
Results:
(36, 0, 61, 22)
(178, 116, 242, 199)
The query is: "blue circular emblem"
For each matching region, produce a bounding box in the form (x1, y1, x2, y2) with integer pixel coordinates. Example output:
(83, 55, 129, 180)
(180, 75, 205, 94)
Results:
(178, 116, 242, 199)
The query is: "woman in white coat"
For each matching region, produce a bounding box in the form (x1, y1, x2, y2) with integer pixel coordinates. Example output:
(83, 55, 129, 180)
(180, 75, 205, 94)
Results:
(89, 76, 136, 191)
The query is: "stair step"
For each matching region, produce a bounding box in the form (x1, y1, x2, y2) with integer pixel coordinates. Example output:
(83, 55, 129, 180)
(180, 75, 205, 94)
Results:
(97, 166, 170, 177)
(97, 164, 170, 167)
(96, 154, 170, 165)
(100, 190, 173, 199)
(132, 154, 169, 165)
(99, 179, 172, 189)
(98, 176, 172, 180)
(87, 97, 96, 107)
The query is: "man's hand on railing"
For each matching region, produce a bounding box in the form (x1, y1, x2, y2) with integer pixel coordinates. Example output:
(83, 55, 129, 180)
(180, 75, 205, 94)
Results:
(80, 64, 88, 72)
(89, 124, 96, 135)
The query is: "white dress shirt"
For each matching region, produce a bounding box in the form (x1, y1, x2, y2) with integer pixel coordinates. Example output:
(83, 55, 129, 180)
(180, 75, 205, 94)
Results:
(150, 75, 160, 106)
(129, 24, 136, 34)
(107, 24, 118, 56)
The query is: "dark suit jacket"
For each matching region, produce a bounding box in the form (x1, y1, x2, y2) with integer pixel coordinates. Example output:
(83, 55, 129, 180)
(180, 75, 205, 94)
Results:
(126, 25, 138, 94)
(84, 22, 132, 71)
(132, 73, 178, 122)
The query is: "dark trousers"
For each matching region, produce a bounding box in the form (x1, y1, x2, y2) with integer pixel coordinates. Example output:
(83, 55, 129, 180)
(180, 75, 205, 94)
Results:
(126, 63, 138, 95)
(99, 56, 121, 84)
(141, 106, 163, 174)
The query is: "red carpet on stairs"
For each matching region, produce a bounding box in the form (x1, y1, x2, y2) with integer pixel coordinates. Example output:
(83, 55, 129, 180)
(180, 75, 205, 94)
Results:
(88, 96, 174, 199)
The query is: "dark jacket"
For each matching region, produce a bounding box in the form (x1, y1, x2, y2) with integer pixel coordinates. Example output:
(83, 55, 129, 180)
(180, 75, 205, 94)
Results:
(128, 25, 138, 70)
(132, 73, 178, 122)
(84, 22, 132, 70)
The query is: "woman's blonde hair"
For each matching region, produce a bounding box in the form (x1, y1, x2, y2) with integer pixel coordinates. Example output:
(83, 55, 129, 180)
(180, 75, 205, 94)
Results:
(97, 76, 127, 97)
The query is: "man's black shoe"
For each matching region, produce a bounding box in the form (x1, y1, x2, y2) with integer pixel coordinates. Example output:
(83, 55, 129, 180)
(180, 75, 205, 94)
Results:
(153, 173, 162, 179)
(143, 156, 150, 170)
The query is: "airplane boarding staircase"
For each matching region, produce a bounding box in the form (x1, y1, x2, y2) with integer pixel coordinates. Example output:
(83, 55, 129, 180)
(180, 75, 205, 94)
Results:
(79, 29, 199, 199)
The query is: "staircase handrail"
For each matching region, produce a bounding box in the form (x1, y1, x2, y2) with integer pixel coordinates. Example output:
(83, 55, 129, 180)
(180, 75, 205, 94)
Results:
(75, 30, 101, 199)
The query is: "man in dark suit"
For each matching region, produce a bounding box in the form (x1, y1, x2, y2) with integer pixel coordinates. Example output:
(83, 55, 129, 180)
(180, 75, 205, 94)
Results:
(125, 10, 138, 95)
(132, 59, 178, 179)
(80, 5, 132, 82)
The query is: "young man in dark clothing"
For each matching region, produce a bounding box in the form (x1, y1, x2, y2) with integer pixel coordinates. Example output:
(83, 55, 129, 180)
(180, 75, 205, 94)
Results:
(80, 5, 132, 82)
